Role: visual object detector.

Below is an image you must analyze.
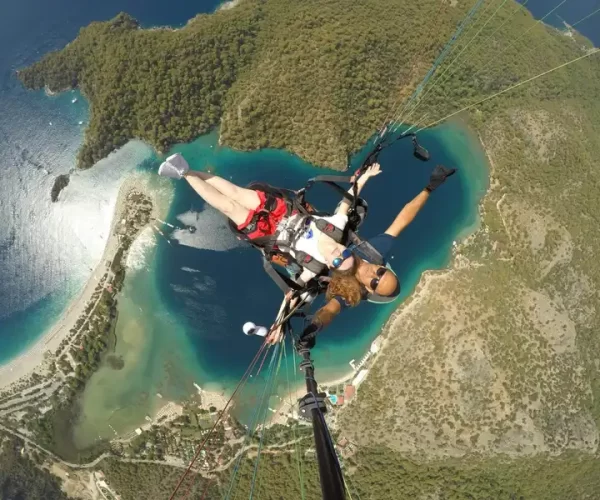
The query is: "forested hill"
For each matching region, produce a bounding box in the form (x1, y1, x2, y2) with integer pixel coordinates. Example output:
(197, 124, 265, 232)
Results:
(18, 0, 600, 169)
(0, 434, 71, 500)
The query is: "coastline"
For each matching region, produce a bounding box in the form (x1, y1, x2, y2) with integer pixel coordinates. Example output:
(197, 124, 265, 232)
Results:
(0, 174, 154, 394)
(218, 0, 244, 11)
(269, 369, 356, 426)
(326, 125, 492, 425)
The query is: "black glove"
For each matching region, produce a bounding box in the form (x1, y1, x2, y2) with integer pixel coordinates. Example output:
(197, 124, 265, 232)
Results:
(295, 335, 316, 351)
(426, 165, 456, 192)
(295, 323, 320, 351)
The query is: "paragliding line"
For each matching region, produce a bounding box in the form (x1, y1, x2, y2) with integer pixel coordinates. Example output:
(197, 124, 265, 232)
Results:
(457, 0, 568, 88)
(386, 0, 488, 134)
(429, 0, 531, 94)
(570, 5, 600, 28)
(398, 0, 512, 126)
(223, 345, 281, 500)
(249, 345, 284, 499)
(184, 345, 273, 500)
(169, 339, 270, 500)
(285, 341, 307, 500)
(418, 48, 600, 131)
(376, 0, 447, 136)
(297, 346, 346, 500)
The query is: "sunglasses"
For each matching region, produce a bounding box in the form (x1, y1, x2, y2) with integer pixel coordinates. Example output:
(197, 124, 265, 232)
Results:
(370, 267, 388, 291)
(332, 248, 353, 269)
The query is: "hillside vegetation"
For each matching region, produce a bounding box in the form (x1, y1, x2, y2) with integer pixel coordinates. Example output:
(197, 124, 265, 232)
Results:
(99, 445, 600, 500)
(18, 0, 467, 168)
(19, 1, 598, 168)
(17, 0, 600, 497)
(0, 434, 71, 500)
(336, 3, 600, 497)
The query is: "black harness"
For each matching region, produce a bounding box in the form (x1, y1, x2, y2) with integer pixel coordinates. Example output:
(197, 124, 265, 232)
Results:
(228, 177, 368, 293)
(229, 131, 429, 295)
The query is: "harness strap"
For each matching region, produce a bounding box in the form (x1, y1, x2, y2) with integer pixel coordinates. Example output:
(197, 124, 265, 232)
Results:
(262, 256, 302, 294)
(237, 192, 280, 236)
(314, 218, 344, 243)
(350, 239, 385, 266)
(305, 176, 356, 203)
(293, 250, 328, 275)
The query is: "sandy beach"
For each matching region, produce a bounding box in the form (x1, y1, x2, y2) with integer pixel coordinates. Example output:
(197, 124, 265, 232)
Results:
(268, 368, 355, 426)
(267, 271, 450, 426)
(0, 175, 152, 393)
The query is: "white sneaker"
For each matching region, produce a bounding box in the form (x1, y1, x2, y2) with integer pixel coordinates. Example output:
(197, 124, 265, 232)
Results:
(158, 153, 190, 180)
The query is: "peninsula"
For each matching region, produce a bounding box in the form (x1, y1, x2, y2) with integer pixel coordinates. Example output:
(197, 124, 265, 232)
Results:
(8, 0, 600, 498)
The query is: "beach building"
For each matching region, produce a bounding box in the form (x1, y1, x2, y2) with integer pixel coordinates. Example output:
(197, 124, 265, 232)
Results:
(352, 369, 369, 388)
(336, 395, 345, 406)
(344, 385, 355, 402)
(370, 337, 382, 353)
(349, 337, 382, 372)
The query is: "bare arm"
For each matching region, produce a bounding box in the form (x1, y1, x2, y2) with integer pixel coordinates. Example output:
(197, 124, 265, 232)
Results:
(384, 189, 430, 237)
(335, 163, 381, 216)
(311, 299, 342, 330)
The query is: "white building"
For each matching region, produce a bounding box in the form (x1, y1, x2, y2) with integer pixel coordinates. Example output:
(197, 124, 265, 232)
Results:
(352, 369, 369, 388)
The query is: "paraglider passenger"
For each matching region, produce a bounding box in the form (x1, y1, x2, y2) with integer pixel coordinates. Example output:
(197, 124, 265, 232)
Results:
(287, 165, 456, 348)
(158, 154, 381, 284)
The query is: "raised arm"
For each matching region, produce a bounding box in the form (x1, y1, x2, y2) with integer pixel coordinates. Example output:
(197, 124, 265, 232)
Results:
(384, 189, 430, 237)
(335, 163, 382, 216)
(385, 164, 456, 237)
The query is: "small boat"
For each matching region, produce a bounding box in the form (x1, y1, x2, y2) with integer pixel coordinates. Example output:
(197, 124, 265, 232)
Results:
(72, 98, 78, 103)
(78, 121, 83, 125)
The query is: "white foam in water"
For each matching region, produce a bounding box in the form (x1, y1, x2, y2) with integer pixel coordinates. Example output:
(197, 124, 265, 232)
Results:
(126, 227, 157, 272)
(0, 130, 153, 321)
(55, 141, 154, 263)
(169, 283, 198, 296)
(172, 207, 242, 252)
(181, 266, 202, 273)
(192, 275, 216, 293)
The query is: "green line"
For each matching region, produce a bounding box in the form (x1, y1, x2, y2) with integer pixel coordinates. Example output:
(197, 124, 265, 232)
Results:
(285, 341, 306, 500)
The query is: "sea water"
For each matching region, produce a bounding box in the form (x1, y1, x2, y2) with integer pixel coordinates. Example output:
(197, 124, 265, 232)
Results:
(524, 0, 600, 46)
(6, 0, 594, 450)
(0, 0, 238, 360)
(73, 124, 489, 448)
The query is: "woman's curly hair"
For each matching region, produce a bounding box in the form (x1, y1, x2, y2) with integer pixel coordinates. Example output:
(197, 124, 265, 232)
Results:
(325, 259, 363, 307)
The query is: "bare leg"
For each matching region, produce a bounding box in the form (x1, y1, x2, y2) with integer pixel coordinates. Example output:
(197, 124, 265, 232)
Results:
(183, 173, 250, 226)
(186, 171, 261, 211)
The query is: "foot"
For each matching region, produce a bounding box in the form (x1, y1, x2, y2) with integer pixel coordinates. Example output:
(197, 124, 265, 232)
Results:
(158, 153, 190, 180)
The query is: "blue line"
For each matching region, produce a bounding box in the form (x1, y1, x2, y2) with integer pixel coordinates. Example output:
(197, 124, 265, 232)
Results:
(223, 346, 279, 500)
(249, 345, 283, 499)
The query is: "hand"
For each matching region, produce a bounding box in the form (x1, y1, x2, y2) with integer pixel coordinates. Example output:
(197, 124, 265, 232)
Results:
(294, 322, 320, 351)
(295, 335, 316, 351)
(357, 163, 382, 184)
(158, 153, 190, 180)
(426, 164, 456, 192)
(266, 324, 284, 345)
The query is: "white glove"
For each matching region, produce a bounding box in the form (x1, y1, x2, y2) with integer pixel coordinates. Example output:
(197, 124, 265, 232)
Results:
(158, 153, 190, 180)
